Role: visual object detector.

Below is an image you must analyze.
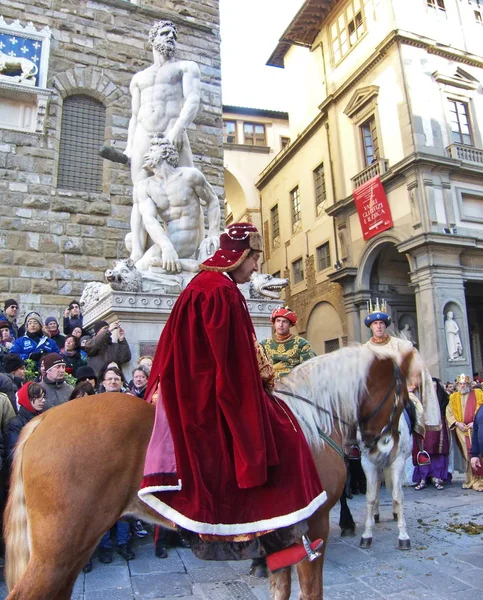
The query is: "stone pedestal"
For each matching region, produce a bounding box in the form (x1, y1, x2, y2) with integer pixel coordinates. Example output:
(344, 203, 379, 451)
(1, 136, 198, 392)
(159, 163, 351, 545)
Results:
(82, 288, 279, 376)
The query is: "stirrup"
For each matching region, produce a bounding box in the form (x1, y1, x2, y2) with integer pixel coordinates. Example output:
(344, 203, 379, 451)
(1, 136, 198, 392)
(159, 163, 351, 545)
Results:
(417, 451, 431, 466)
(348, 445, 361, 460)
(266, 535, 323, 573)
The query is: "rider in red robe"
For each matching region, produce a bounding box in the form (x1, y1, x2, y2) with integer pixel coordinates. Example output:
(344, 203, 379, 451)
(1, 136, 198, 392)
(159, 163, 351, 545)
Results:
(138, 223, 326, 568)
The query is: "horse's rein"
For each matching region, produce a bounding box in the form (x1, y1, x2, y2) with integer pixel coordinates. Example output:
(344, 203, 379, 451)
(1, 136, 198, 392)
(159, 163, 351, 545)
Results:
(272, 390, 347, 460)
(274, 390, 352, 428)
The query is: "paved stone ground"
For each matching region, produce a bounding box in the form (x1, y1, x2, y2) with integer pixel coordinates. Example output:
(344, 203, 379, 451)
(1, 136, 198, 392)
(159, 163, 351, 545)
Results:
(1, 473, 483, 599)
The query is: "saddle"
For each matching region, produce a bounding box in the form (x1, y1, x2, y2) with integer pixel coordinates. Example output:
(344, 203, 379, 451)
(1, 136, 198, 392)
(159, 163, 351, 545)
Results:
(178, 521, 322, 571)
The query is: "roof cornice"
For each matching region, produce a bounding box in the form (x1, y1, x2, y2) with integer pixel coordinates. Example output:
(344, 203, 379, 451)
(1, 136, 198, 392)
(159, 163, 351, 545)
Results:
(255, 111, 327, 189)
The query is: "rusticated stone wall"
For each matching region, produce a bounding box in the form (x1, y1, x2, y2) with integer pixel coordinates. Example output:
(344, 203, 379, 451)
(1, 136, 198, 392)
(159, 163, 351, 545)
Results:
(0, 0, 222, 321)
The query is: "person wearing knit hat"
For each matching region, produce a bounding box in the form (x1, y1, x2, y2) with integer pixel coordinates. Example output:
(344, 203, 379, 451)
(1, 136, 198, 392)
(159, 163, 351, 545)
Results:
(10, 313, 60, 364)
(1, 352, 25, 405)
(45, 316, 66, 350)
(3, 353, 25, 375)
(1, 298, 19, 339)
(93, 320, 109, 335)
(39, 353, 73, 411)
(259, 306, 315, 382)
(0, 352, 24, 414)
(5, 382, 45, 470)
(85, 320, 131, 378)
(138, 223, 326, 571)
(75, 365, 98, 390)
(0, 319, 15, 374)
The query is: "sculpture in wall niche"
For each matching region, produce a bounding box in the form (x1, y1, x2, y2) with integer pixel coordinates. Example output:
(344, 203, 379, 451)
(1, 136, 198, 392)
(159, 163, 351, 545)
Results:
(129, 136, 220, 274)
(0, 50, 38, 84)
(445, 310, 464, 361)
(124, 19, 203, 265)
(399, 323, 414, 344)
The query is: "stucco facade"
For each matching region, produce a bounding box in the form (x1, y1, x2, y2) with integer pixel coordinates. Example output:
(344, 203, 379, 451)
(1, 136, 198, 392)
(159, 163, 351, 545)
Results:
(258, 0, 483, 382)
(222, 105, 289, 232)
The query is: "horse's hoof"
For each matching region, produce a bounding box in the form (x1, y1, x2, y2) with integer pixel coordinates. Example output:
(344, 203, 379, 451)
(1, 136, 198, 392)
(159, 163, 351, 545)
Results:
(398, 539, 411, 550)
(393, 513, 398, 521)
(340, 527, 356, 538)
(250, 565, 268, 578)
(249, 558, 268, 578)
(360, 537, 372, 548)
(374, 514, 380, 523)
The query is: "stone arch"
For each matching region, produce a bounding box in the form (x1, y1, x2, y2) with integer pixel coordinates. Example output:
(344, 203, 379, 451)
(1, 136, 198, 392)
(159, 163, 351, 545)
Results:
(306, 300, 344, 355)
(223, 161, 259, 210)
(224, 168, 248, 222)
(356, 232, 415, 340)
(356, 232, 404, 292)
(51, 67, 126, 108)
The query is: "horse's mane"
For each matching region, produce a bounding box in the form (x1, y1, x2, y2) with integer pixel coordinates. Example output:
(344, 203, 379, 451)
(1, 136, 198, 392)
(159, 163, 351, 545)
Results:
(275, 345, 376, 447)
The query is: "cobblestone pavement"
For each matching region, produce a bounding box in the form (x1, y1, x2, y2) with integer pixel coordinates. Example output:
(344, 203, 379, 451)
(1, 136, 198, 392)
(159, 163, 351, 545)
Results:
(1, 474, 483, 599)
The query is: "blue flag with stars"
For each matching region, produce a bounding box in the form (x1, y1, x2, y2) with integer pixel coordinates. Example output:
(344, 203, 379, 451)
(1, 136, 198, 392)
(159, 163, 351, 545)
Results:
(0, 33, 42, 86)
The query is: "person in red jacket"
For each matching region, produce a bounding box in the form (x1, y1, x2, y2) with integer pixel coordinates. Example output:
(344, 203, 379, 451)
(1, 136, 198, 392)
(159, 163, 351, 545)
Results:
(138, 223, 326, 571)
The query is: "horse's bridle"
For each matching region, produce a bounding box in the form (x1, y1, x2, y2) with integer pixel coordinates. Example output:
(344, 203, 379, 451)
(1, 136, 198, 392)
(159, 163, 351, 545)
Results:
(274, 361, 405, 454)
(358, 363, 403, 451)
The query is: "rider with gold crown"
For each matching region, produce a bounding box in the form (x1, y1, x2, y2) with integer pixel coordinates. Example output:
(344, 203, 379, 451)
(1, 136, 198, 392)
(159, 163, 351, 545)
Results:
(260, 307, 315, 382)
(363, 299, 440, 468)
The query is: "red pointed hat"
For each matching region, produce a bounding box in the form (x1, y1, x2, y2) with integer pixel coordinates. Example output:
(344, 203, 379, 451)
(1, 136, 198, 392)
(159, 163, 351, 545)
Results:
(200, 223, 262, 272)
(271, 306, 298, 325)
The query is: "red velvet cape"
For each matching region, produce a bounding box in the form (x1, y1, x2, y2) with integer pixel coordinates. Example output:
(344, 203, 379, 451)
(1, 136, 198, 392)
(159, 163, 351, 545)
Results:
(139, 271, 326, 535)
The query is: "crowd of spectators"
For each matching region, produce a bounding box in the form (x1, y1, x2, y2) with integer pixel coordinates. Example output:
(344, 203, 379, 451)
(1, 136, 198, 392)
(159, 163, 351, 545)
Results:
(0, 296, 162, 570)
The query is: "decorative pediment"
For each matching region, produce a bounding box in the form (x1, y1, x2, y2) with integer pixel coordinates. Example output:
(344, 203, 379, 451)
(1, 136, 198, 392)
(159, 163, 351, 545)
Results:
(344, 86, 379, 118)
(433, 67, 480, 90)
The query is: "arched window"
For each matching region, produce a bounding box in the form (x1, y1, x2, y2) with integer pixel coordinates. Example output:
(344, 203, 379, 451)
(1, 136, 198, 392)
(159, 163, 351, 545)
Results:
(57, 95, 106, 192)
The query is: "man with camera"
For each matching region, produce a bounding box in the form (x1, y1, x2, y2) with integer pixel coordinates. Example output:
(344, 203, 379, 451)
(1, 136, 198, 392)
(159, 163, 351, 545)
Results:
(85, 320, 131, 378)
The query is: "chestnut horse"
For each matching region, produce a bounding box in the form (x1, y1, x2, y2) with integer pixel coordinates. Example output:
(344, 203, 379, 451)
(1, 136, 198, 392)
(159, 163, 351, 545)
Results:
(4, 346, 416, 600)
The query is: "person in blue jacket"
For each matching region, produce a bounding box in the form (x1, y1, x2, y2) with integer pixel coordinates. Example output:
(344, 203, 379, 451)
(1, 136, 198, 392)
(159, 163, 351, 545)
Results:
(10, 312, 60, 363)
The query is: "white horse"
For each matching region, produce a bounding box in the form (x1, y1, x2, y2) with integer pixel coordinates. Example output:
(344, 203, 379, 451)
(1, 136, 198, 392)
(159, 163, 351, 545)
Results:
(359, 412, 413, 550)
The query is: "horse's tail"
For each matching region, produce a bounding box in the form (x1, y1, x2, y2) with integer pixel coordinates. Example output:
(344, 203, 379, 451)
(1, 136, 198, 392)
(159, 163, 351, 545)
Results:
(4, 414, 46, 590)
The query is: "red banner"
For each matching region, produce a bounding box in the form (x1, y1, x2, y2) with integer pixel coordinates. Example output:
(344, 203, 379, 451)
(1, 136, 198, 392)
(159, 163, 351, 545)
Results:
(353, 176, 393, 241)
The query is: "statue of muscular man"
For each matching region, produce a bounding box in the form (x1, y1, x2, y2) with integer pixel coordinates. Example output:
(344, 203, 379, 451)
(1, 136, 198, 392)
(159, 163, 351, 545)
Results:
(132, 137, 220, 273)
(124, 20, 201, 264)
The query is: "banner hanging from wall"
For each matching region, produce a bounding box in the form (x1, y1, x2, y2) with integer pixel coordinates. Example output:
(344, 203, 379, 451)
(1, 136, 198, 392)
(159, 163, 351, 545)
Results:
(353, 175, 393, 241)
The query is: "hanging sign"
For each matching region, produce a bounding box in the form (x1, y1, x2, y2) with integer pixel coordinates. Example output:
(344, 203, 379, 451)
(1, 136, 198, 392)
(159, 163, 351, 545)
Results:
(353, 175, 393, 241)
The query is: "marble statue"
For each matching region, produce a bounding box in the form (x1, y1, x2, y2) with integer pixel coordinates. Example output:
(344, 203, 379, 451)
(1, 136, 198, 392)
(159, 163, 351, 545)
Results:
(80, 269, 287, 311)
(124, 20, 202, 264)
(399, 324, 413, 344)
(246, 273, 289, 300)
(445, 311, 464, 361)
(130, 136, 220, 274)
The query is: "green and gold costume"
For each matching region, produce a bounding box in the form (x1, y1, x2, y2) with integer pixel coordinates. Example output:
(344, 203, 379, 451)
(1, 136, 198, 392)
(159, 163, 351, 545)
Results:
(260, 335, 315, 380)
